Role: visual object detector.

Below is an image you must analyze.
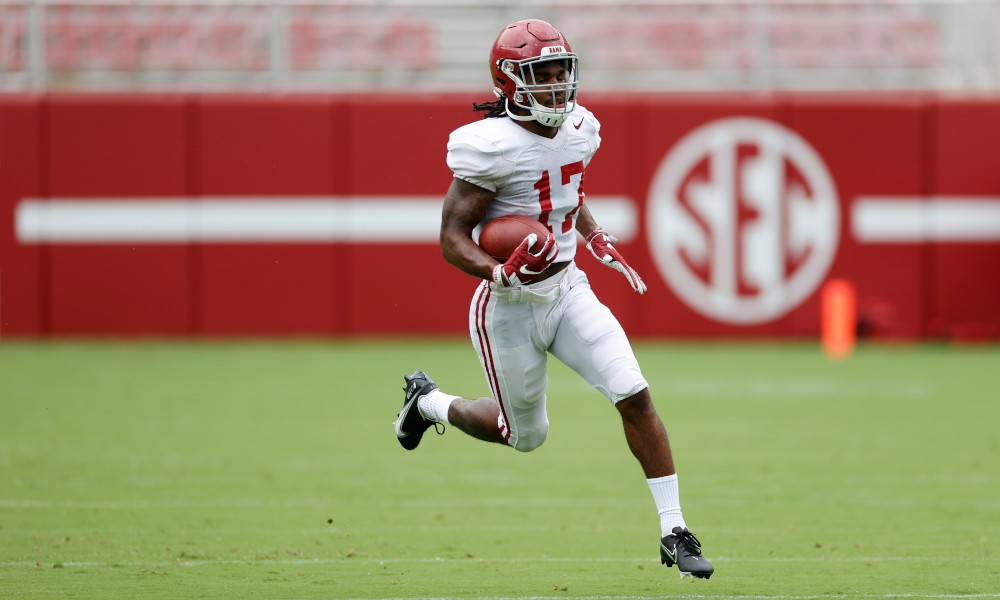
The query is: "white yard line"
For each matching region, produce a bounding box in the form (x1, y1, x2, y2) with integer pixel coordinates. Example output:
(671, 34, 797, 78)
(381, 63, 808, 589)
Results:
(642, 376, 934, 401)
(347, 596, 999, 600)
(3, 495, 998, 510)
(0, 556, 989, 568)
(0, 559, 995, 600)
(335, 596, 999, 600)
(0, 497, 650, 509)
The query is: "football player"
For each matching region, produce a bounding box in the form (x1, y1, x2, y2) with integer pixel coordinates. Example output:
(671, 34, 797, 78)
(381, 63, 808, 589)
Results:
(394, 18, 714, 580)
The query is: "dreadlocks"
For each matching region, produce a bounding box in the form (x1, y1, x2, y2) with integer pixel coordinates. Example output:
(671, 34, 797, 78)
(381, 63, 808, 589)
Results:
(472, 98, 507, 119)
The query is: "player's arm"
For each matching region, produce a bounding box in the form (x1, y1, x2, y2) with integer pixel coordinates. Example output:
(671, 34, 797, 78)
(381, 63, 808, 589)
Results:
(576, 204, 648, 294)
(441, 177, 558, 286)
(575, 203, 600, 239)
(440, 177, 499, 280)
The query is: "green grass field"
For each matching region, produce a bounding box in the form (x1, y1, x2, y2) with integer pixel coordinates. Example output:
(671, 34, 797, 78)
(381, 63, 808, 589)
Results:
(1, 339, 997, 599)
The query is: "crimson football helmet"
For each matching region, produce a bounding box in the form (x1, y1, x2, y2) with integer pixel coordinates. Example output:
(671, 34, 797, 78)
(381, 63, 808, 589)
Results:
(489, 19, 579, 127)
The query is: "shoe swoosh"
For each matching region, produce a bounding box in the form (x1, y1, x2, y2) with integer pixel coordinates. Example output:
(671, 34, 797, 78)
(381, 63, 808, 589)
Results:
(394, 411, 410, 437)
(661, 542, 676, 561)
(396, 396, 421, 438)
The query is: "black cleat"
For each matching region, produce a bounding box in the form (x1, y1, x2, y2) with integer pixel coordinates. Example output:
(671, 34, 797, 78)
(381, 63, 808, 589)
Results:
(394, 370, 440, 450)
(660, 526, 714, 579)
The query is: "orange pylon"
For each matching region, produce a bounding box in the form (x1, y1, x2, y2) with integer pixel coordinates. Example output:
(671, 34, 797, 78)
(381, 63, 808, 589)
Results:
(821, 279, 856, 360)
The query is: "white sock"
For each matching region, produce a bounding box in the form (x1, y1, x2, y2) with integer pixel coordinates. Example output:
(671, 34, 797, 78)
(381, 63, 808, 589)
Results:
(417, 389, 457, 425)
(647, 474, 687, 537)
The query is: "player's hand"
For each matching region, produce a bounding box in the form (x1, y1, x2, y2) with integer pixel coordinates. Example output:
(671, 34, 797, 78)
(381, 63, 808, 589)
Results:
(493, 233, 558, 287)
(585, 228, 647, 294)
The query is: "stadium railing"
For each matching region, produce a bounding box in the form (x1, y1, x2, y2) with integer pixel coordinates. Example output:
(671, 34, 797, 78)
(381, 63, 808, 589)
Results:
(0, 0, 998, 92)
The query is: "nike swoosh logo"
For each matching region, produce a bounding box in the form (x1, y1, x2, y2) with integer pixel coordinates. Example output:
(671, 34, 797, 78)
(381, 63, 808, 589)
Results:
(520, 265, 544, 275)
(661, 542, 676, 562)
(573, 118, 584, 129)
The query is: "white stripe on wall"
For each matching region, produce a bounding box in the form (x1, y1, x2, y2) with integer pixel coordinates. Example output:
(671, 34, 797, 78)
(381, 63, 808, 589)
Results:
(852, 197, 1000, 242)
(15, 196, 638, 244)
(22, 195, 999, 245)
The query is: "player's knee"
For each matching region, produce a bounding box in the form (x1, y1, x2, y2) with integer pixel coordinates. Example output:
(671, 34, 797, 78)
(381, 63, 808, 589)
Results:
(512, 422, 549, 452)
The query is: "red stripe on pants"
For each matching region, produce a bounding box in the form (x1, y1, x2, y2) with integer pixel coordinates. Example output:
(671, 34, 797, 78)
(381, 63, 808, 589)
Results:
(475, 283, 510, 442)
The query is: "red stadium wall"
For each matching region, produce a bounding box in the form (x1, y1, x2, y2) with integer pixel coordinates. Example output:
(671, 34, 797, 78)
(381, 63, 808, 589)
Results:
(1, 93, 998, 340)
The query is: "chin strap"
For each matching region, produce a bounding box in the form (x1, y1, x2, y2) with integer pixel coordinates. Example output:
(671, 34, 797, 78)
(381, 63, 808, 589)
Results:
(503, 99, 536, 123)
(502, 96, 570, 128)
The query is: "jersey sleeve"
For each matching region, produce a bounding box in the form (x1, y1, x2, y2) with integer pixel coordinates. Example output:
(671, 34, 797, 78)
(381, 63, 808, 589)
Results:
(581, 107, 602, 167)
(446, 127, 507, 193)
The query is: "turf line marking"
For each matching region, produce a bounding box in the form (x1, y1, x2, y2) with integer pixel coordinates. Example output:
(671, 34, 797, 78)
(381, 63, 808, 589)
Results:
(339, 596, 1000, 600)
(336, 596, 1000, 600)
(642, 376, 933, 401)
(4, 498, 999, 512)
(0, 498, 651, 509)
(0, 556, 987, 568)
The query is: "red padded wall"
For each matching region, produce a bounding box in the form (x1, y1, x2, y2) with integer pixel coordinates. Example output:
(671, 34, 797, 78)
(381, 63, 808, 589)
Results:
(45, 95, 192, 335)
(341, 95, 474, 335)
(787, 94, 927, 339)
(575, 96, 646, 336)
(196, 96, 340, 335)
(0, 92, 997, 340)
(0, 97, 43, 336)
(635, 95, 784, 338)
(929, 99, 1000, 341)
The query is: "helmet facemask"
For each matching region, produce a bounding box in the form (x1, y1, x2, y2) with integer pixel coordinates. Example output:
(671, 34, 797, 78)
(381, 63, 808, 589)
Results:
(497, 51, 579, 128)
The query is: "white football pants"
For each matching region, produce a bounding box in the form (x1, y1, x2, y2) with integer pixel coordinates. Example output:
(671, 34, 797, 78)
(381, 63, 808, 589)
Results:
(468, 262, 648, 452)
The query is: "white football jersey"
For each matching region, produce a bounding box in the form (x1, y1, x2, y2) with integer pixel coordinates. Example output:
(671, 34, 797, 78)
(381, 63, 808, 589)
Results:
(446, 104, 601, 263)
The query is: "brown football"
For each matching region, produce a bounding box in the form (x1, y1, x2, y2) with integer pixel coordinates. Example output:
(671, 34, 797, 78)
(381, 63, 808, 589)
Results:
(478, 215, 551, 261)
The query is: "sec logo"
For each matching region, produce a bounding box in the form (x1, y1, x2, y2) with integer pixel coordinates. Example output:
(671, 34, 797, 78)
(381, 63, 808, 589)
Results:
(648, 117, 840, 325)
